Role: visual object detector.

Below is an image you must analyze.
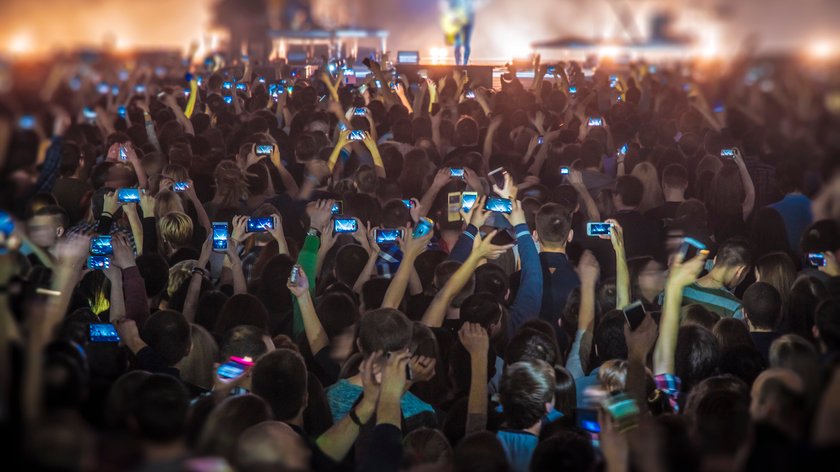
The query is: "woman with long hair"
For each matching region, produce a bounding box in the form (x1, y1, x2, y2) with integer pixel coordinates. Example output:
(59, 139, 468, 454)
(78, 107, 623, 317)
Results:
(205, 160, 249, 219)
(754, 252, 797, 305)
(631, 162, 664, 214)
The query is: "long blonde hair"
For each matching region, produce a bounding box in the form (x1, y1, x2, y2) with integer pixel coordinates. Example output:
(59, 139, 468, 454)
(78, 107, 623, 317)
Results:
(155, 190, 185, 220)
(631, 162, 664, 213)
(176, 324, 218, 389)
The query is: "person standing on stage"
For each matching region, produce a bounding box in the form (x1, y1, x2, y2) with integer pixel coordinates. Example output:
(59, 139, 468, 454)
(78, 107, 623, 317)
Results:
(442, 0, 475, 65)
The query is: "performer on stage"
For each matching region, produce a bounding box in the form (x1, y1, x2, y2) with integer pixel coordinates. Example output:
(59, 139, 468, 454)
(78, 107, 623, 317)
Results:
(441, 0, 475, 65)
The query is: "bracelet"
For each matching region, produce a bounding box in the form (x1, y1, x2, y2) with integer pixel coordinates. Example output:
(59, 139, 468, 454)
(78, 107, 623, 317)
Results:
(349, 408, 365, 427)
(102, 211, 114, 218)
(191, 267, 208, 277)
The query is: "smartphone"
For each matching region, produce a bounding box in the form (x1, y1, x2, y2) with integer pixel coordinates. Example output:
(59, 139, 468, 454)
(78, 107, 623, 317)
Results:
(622, 300, 646, 331)
(333, 218, 358, 234)
(560, 166, 570, 175)
(401, 199, 415, 209)
(537, 136, 544, 145)
(246, 216, 275, 233)
(87, 256, 111, 270)
(619, 143, 628, 155)
(348, 130, 365, 141)
(713, 103, 725, 114)
(353, 107, 367, 116)
(588, 117, 603, 127)
(547, 66, 556, 75)
(97, 82, 110, 95)
(413, 217, 434, 238)
(609, 74, 618, 88)
(18, 115, 35, 130)
(0, 210, 14, 237)
(461, 192, 478, 213)
(134, 84, 146, 94)
(222, 81, 233, 89)
(448, 192, 463, 222)
(82, 107, 97, 121)
(223, 96, 233, 104)
(357, 84, 368, 96)
(216, 356, 255, 382)
(465, 90, 476, 99)
(119, 145, 127, 161)
(385, 351, 414, 380)
(268, 83, 278, 96)
(90, 235, 113, 256)
(117, 188, 141, 203)
(484, 197, 513, 214)
(289, 264, 301, 285)
(720, 148, 735, 158)
(808, 253, 826, 267)
(586, 222, 612, 237)
(576, 408, 601, 434)
(450, 168, 465, 179)
(375, 229, 404, 244)
(197, 76, 204, 86)
(331, 201, 344, 215)
(255, 144, 273, 156)
(212, 222, 229, 252)
(235, 83, 247, 91)
(183, 88, 190, 97)
(678, 237, 707, 262)
(602, 394, 640, 432)
(117, 106, 127, 118)
(89, 323, 120, 343)
(488, 167, 506, 188)
(172, 181, 190, 192)
(375, 80, 383, 88)
(490, 229, 516, 246)
(568, 86, 577, 94)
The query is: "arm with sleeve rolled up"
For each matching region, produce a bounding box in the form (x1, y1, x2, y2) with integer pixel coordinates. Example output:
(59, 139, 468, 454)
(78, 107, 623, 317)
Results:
(289, 266, 329, 355)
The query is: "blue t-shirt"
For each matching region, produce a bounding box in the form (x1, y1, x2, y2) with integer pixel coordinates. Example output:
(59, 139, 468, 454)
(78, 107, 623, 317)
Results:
(497, 429, 539, 472)
(325, 379, 435, 424)
(769, 194, 812, 255)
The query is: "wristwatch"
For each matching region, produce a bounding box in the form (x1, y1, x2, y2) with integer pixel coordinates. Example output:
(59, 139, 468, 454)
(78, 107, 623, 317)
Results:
(307, 227, 321, 238)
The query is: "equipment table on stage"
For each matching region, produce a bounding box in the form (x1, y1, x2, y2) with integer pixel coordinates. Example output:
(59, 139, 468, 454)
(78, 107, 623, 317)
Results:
(269, 29, 389, 61)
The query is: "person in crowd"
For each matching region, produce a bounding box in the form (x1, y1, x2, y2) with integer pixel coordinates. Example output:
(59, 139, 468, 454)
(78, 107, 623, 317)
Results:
(5, 50, 840, 472)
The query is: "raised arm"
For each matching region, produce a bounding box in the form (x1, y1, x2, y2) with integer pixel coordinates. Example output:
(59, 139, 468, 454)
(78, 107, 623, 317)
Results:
(112, 233, 150, 327)
(733, 147, 755, 221)
(183, 237, 212, 324)
(568, 169, 600, 221)
(419, 168, 451, 218)
(184, 179, 211, 234)
(460, 323, 489, 434)
(565, 250, 599, 378)
(381, 227, 434, 309)
(421, 231, 513, 328)
(605, 219, 630, 309)
(288, 266, 329, 355)
(361, 132, 386, 179)
(653, 250, 709, 375)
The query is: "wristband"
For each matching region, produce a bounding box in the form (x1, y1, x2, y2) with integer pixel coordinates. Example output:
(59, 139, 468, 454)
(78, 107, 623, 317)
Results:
(191, 267, 208, 277)
(349, 408, 365, 427)
(307, 227, 321, 238)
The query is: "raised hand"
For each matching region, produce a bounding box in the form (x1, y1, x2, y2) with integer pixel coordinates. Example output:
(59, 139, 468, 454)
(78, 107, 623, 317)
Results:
(230, 215, 250, 244)
(667, 249, 709, 289)
(409, 355, 436, 383)
(307, 199, 334, 233)
(103, 191, 120, 216)
(287, 265, 310, 297)
(491, 171, 518, 200)
(399, 225, 433, 259)
(459, 322, 489, 357)
(474, 230, 514, 260)
(112, 232, 136, 269)
(504, 198, 526, 227)
(577, 249, 600, 286)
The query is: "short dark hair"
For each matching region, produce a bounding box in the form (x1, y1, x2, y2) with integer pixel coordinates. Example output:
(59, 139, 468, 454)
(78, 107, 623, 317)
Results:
(335, 245, 369, 286)
(594, 310, 628, 365)
(499, 360, 555, 429)
(33, 205, 69, 229)
(361, 278, 390, 310)
(136, 254, 169, 298)
(615, 175, 644, 207)
(246, 163, 269, 196)
(454, 116, 479, 146)
(535, 203, 572, 246)
(815, 300, 840, 352)
(474, 264, 509, 303)
(675, 325, 720, 392)
(131, 374, 190, 442)
(714, 237, 753, 269)
(356, 308, 412, 355)
(504, 328, 558, 366)
(459, 294, 502, 330)
(718, 344, 766, 386)
(801, 220, 840, 254)
(219, 325, 271, 362)
(531, 431, 595, 472)
(316, 292, 359, 338)
(743, 282, 782, 330)
(662, 163, 689, 189)
(251, 349, 308, 421)
(452, 432, 508, 472)
(140, 310, 191, 366)
(215, 294, 269, 334)
(59, 142, 83, 176)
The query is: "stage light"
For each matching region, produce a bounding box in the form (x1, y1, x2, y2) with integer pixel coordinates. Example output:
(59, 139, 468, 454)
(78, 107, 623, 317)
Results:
(808, 40, 835, 60)
(503, 40, 533, 61)
(597, 45, 620, 59)
(8, 33, 32, 55)
(429, 47, 448, 64)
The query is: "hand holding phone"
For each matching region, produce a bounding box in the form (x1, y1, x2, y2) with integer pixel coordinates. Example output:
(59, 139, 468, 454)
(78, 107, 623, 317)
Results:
(333, 218, 358, 234)
(484, 197, 512, 214)
(246, 216, 275, 233)
(586, 222, 612, 237)
(212, 222, 229, 252)
(89, 323, 120, 342)
(117, 188, 141, 203)
(216, 356, 254, 382)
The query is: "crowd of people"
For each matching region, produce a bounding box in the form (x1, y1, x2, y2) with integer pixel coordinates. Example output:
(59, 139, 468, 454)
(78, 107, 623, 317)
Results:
(1, 50, 840, 472)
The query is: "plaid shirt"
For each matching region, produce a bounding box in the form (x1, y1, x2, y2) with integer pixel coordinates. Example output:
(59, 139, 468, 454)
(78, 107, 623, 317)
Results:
(66, 221, 137, 252)
(654, 373, 682, 413)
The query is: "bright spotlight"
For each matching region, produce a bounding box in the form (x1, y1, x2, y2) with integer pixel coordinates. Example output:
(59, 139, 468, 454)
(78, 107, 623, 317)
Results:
(9, 33, 32, 55)
(809, 40, 834, 59)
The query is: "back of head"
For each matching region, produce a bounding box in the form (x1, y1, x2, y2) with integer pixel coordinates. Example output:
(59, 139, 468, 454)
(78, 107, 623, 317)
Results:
(535, 203, 572, 248)
(682, 304, 720, 331)
(335, 244, 369, 286)
(219, 325, 271, 362)
(675, 325, 720, 392)
(158, 211, 194, 249)
(131, 374, 190, 443)
(499, 359, 555, 429)
(712, 317, 754, 352)
(755, 252, 796, 300)
(662, 163, 689, 190)
(136, 253, 170, 298)
(743, 282, 782, 330)
(714, 237, 753, 270)
(615, 175, 644, 208)
(402, 427, 453, 468)
(594, 310, 628, 365)
(800, 219, 840, 254)
(531, 431, 595, 472)
(357, 308, 412, 355)
(453, 432, 509, 472)
(684, 375, 750, 458)
(140, 310, 191, 366)
(196, 394, 273, 463)
(460, 293, 502, 330)
(504, 328, 558, 366)
(251, 349, 308, 421)
(236, 421, 311, 472)
(316, 292, 359, 338)
(455, 116, 479, 147)
(215, 293, 269, 334)
(718, 344, 766, 386)
(474, 264, 509, 303)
